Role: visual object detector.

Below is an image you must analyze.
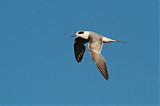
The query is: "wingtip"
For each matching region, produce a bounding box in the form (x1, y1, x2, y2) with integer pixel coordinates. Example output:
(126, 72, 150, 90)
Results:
(76, 60, 81, 63)
(104, 74, 109, 80)
(105, 76, 109, 80)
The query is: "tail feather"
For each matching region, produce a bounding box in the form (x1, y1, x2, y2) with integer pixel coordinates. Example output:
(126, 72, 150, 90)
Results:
(115, 40, 127, 43)
(102, 37, 126, 43)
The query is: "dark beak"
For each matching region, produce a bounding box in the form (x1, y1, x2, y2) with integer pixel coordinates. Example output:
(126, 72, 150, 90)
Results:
(71, 34, 76, 37)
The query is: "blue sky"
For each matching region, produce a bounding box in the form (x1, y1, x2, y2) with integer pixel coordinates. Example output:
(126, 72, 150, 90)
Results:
(0, 0, 158, 105)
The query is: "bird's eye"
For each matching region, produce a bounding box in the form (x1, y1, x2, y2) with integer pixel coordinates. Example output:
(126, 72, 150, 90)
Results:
(78, 31, 84, 34)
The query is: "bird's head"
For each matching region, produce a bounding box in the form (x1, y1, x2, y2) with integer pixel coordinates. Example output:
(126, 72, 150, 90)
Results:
(75, 30, 90, 39)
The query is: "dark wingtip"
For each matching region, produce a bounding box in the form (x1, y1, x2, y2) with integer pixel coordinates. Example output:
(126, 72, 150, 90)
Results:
(105, 77, 109, 80)
(76, 59, 81, 63)
(104, 74, 109, 80)
(77, 61, 80, 63)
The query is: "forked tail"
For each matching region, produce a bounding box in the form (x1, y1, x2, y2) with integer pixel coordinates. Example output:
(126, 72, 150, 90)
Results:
(115, 40, 127, 43)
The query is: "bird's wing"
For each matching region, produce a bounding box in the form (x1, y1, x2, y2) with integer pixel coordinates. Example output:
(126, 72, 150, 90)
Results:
(74, 37, 88, 63)
(88, 41, 109, 80)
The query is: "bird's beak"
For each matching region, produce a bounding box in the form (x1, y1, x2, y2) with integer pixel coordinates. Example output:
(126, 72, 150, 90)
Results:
(71, 34, 76, 38)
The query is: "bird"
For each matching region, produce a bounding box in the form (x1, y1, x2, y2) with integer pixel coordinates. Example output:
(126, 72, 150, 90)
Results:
(73, 30, 125, 80)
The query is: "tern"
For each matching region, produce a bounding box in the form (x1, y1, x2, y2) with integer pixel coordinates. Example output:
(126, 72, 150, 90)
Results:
(73, 30, 125, 80)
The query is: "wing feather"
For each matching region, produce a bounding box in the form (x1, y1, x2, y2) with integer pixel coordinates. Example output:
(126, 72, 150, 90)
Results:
(74, 37, 87, 63)
(90, 50, 109, 80)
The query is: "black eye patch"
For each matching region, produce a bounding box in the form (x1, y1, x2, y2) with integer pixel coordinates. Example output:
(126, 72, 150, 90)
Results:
(78, 31, 84, 34)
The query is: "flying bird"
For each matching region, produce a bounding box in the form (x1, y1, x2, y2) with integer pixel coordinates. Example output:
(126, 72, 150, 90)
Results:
(73, 30, 125, 80)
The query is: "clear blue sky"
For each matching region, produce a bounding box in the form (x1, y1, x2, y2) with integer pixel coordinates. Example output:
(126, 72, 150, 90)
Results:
(0, 0, 158, 105)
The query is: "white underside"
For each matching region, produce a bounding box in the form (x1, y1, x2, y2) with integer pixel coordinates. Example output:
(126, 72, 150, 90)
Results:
(102, 37, 115, 43)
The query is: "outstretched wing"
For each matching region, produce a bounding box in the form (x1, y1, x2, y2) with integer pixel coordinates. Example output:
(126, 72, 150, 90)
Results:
(74, 37, 87, 63)
(89, 49, 109, 80)
(88, 39, 109, 80)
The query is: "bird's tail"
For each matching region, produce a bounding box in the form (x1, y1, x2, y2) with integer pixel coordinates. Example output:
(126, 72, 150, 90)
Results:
(102, 37, 126, 43)
(115, 40, 127, 43)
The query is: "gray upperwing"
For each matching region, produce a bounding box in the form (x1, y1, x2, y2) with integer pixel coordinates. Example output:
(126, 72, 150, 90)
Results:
(88, 34, 109, 80)
(88, 34, 103, 53)
(89, 49, 109, 80)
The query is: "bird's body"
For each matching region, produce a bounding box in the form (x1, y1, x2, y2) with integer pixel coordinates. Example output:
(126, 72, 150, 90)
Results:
(73, 30, 125, 80)
(88, 32, 103, 52)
